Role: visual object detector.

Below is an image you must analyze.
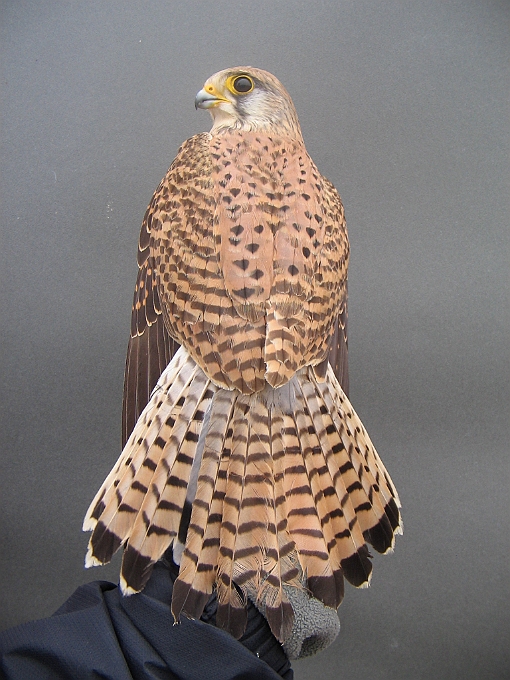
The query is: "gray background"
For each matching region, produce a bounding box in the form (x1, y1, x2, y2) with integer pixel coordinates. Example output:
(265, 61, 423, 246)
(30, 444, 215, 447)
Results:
(1, 1, 508, 678)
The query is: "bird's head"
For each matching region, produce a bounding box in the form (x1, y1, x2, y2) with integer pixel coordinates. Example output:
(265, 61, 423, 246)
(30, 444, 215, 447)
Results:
(195, 67, 303, 141)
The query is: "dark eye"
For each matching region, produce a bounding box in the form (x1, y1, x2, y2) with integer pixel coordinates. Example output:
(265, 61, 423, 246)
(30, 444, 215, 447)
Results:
(232, 76, 254, 93)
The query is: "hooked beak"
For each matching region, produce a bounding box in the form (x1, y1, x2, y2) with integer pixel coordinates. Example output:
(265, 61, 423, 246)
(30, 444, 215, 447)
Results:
(195, 86, 230, 110)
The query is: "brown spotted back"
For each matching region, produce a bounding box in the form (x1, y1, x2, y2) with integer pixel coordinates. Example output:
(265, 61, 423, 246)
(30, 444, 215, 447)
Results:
(210, 132, 324, 320)
(150, 131, 348, 393)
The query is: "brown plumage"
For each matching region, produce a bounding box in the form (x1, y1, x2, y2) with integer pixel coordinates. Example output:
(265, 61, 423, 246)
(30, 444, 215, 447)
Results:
(84, 67, 402, 643)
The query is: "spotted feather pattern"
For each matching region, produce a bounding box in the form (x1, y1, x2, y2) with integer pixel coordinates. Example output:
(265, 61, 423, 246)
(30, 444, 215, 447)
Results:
(85, 67, 401, 644)
(145, 130, 347, 393)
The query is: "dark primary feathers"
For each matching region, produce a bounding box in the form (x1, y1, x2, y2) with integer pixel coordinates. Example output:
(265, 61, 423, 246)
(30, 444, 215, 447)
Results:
(84, 67, 401, 643)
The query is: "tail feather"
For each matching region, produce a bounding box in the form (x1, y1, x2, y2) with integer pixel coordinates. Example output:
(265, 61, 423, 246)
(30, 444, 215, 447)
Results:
(299, 378, 374, 587)
(278, 403, 339, 607)
(84, 348, 402, 643)
(83, 347, 191, 537)
(243, 397, 296, 643)
(179, 430, 230, 599)
(171, 389, 237, 621)
(84, 346, 193, 527)
(268, 404, 310, 634)
(319, 367, 403, 547)
(120, 369, 214, 592)
(214, 400, 251, 638)
(84, 348, 196, 565)
(292, 386, 354, 600)
(306, 372, 399, 586)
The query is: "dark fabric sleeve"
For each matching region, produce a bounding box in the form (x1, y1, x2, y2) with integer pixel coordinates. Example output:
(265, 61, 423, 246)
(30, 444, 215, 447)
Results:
(0, 561, 293, 680)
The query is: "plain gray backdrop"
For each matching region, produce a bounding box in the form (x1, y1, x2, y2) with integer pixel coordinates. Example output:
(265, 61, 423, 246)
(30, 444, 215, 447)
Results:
(1, 1, 508, 678)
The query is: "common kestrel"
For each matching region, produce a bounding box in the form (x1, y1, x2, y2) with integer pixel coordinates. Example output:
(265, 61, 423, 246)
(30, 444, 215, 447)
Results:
(83, 67, 402, 644)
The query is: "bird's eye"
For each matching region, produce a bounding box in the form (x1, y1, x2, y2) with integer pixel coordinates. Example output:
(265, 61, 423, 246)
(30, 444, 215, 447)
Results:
(228, 75, 254, 94)
(233, 76, 253, 93)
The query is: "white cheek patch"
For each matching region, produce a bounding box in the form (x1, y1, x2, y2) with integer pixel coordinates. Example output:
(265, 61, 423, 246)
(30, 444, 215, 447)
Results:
(243, 90, 273, 121)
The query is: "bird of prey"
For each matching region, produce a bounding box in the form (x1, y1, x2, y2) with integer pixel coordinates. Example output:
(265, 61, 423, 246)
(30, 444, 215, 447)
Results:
(83, 67, 402, 644)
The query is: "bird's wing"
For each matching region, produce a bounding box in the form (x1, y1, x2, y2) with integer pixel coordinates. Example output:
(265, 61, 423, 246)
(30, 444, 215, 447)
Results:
(314, 294, 348, 395)
(308, 174, 349, 395)
(121, 204, 179, 447)
(322, 176, 349, 396)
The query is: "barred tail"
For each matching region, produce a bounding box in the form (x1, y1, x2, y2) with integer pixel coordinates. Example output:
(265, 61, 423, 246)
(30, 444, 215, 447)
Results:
(83, 347, 402, 641)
